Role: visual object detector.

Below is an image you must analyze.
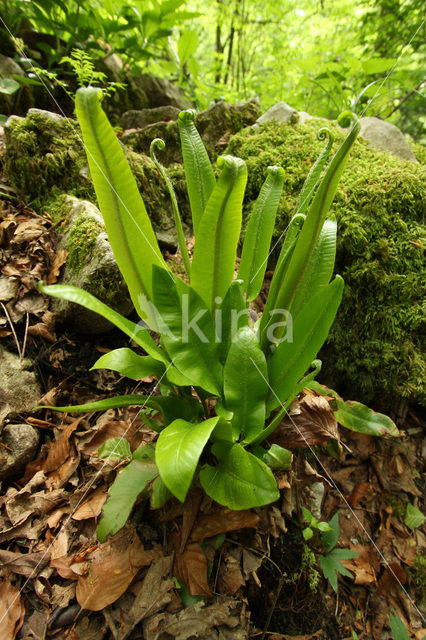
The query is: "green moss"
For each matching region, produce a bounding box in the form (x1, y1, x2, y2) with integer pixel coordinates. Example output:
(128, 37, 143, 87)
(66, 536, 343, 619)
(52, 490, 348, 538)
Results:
(3, 110, 93, 206)
(66, 215, 101, 274)
(410, 552, 426, 612)
(226, 120, 426, 410)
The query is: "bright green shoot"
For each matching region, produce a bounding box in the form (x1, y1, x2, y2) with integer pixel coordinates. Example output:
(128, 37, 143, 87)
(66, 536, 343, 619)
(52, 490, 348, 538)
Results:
(39, 87, 398, 542)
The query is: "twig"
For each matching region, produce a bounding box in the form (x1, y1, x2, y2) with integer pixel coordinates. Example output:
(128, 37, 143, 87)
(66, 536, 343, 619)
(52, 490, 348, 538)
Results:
(260, 571, 285, 640)
(21, 312, 29, 360)
(385, 78, 425, 118)
(1, 302, 22, 359)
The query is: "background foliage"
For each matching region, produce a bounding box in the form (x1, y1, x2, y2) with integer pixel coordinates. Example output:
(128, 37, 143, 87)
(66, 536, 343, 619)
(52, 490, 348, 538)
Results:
(1, 0, 424, 139)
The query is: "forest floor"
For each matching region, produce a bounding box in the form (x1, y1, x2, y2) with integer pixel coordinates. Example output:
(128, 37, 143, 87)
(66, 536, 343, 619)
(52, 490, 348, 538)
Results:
(0, 173, 425, 640)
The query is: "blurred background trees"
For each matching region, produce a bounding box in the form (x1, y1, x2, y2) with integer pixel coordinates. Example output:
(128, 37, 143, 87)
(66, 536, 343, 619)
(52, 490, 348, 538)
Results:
(1, 0, 424, 139)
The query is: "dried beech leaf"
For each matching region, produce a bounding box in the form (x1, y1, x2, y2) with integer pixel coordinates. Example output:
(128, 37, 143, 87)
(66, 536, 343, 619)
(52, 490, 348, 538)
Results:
(174, 542, 212, 597)
(71, 485, 108, 520)
(190, 507, 259, 542)
(47, 249, 68, 284)
(274, 395, 339, 448)
(143, 597, 247, 640)
(76, 527, 160, 611)
(43, 418, 83, 473)
(0, 550, 49, 578)
(0, 580, 25, 640)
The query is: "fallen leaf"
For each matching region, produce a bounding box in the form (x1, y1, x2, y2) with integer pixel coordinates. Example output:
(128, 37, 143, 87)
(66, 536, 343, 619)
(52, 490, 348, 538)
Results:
(190, 507, 259, 543)
(274, 395, 339, 448)
(71, 485, 108, 520)
(340, 545, 379, 585)
(43, 417, 83, 473)
(377, 562, 407, 595)
(0, 580, 25, 640)
(174, 543, 212, 597)
(347, 482, 370, 507)
(76, 527, 161, 611)
(47, 249, 68, 284)
(221, 549, 245, 595)
(143, 597, 248, 640)
(0, 550, 50, 577)
(108, 556, 174, 639)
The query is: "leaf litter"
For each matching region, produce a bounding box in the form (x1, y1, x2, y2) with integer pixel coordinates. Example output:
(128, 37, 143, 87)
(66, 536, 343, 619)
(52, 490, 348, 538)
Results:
(0, 178, 425, 640)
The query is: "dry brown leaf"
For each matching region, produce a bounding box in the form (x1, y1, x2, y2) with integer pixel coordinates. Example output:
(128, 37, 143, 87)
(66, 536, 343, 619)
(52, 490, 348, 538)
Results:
(190, 507, 259, 543)
(143, 597, 247, 640)
(28, 310, 56, 342)
(71, 485, 108, 520)
(274, 395, 339, 448)
(0, 580, 25, 640)
(12, 219, 44, 244)
(76, 527, 161, 611)
(347, 482, 371, 507)
(179, 488, 202, 552)
(77, 418, 144, 454)
(377, 561, 407, 595)
(43, 417, 83, 473)
(340, 545, 379, 586)
(5, 471, 67, 525)
(221, 549, 244, 595)
(47, 249, 68, 284)
(174, 542, 212, 597)
(0, 550, 49, 578)
(46, 448, 80, 490)
(108, 556, 174, 639)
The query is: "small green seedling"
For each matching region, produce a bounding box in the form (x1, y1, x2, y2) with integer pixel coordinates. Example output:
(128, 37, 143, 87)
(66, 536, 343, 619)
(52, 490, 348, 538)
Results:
(318, 512, 359, 592)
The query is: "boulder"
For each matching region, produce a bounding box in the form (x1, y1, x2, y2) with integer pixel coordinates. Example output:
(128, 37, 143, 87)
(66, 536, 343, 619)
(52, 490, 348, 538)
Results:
(132, 74, 193, 110)
(359, 116, 418, 162)
(121, 99, 261, 165)
(3, 108, 183, 246)
(0, 423, 40, 481)
(0, 54, 25, 77)
(121, 106, 180, 131)
(225, 118, 425, 411)
(254, 101, 298, 128)
(51, 196, 133, 333)
(3, 109, 90, 206)
(0, 347, 41, 423)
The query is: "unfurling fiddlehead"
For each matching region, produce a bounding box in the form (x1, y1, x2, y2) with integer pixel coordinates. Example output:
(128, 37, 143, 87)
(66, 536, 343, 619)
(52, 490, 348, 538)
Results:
(150, 138, 191, 278)
(295, 127, 334, 215)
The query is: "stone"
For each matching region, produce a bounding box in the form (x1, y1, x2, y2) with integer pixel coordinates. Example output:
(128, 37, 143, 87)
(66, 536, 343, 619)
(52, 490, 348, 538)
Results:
(254, 101, 298, 128)
(297, 111, 316, 125)
(0, 423, 40, 481)
(52, 196, 133, 333)
(0, 347, 41, 423)
(359, 116, 418, 162)
(0, 54, 25, 77)
(121, 106, 181, 131)
(132, 74, 193, 110)
(121, 99, 261, 165)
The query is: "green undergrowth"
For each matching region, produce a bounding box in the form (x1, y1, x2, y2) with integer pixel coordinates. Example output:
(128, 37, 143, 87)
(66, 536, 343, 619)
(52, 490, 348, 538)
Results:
(226, 120, 425, 410)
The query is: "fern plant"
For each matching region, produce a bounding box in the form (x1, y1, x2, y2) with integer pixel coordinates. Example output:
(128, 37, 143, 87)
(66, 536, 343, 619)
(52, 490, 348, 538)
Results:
(39, 87, 398, 541)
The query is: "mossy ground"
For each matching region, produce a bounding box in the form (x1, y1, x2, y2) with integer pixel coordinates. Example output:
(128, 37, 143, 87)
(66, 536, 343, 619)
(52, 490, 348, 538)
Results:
(65, 215, 101, 274)
(226, 119, 426, 411)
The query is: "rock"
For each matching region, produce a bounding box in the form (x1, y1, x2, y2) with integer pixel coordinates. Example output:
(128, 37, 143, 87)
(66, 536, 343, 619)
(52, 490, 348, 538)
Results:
(0, 54, 25, 77)
(0, 423, 40, 481)
(254, 101, 297, 128)
(132, 74, 193, 110)
(121, 106, 181, 130)
(225, 117, 425, 410)
(103, 53, 123, 73)
(52, 196, 133, 333)
(359, 116, 418, 162)
(3, 109, 89, 205)
(297, 111, 316, 125)
(0, 347, 41, 423)
(121, 99, 261, 165)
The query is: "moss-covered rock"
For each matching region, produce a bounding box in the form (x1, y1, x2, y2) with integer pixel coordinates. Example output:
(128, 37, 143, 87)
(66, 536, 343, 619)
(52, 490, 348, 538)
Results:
(121, 99, 261, 165)
(3, 109, 92, 207)
(52, 196, 133, 333)
(225, 120, 425, 411)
